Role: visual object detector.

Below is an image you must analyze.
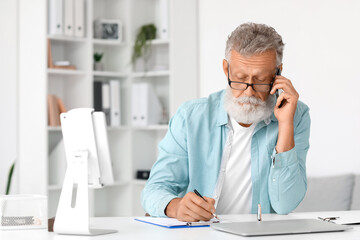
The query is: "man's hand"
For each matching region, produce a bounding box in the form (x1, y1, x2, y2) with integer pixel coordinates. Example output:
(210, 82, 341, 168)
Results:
(270, 75, 299, 124)
(270, 76, 299, 153)
(165, 192, 216, 222)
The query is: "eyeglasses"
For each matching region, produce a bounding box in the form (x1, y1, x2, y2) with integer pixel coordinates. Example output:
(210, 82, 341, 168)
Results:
(227, 64, 275, 93)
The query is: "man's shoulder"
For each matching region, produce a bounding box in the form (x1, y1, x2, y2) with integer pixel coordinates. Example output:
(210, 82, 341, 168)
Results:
(295, 100, 310, 116)
(177, 90, 225, 114)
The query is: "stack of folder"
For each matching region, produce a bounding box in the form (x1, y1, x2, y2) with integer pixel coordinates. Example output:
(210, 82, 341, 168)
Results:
(49, 0, 85, 37)
(93, 80, 121, 127)
(131, 83, 163, 126)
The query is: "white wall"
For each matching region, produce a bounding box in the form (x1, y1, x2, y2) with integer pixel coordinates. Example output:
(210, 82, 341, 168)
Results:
(0, 0, 18, 194)
(18, 0, 48, 194)
(198, 0, 360, 177)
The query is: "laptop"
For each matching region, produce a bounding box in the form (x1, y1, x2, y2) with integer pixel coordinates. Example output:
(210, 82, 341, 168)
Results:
(211, 219, 352, 237)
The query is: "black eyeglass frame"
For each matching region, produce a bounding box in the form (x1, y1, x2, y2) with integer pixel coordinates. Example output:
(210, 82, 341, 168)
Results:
(227, 63, 278, 93)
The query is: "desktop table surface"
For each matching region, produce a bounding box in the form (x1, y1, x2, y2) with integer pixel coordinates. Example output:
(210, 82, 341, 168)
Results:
(1, 211, 360, 240)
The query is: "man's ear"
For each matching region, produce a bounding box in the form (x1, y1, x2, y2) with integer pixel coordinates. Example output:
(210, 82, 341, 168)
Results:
(223, 59, 229, 77)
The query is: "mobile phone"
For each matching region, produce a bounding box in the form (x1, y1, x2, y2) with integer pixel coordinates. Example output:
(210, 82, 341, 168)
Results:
(275, 68, 284, 108)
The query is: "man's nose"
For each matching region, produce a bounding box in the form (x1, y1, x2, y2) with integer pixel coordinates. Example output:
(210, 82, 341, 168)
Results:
(243, 84, 256, 96)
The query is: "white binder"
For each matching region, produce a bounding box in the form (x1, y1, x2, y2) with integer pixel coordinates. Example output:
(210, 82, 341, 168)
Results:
(74, 0, 85, 37)
(137, 83, 162, 126)
(158, 0, 169, 39)
(102, 83, 110, 125)
(109, 80, 121, 127)
(64, 0, 74, 36)
(49, 0, 64, 35)
(131, 84, 140, 126)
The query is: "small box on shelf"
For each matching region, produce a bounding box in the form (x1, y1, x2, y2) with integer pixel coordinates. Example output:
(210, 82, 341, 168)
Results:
(136, 170, 151, 180)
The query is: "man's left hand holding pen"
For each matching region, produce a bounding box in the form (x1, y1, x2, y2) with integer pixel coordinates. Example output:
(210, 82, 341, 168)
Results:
(165, 191, 216, 222)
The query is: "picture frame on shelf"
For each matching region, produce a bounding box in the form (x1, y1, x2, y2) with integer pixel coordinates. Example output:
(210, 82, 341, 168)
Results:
(94, 19, 123, 42)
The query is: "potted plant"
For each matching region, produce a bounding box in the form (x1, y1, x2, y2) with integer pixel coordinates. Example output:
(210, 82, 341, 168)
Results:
(132, 24, 157, 71)
(6, 162, 15, 195)
(93, 52, 104, 71)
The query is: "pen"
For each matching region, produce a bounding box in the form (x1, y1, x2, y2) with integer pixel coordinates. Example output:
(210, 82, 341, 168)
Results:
(193, 189, 220, 220)
(318, 216, 340, 222)
(257, 204, 262, 221)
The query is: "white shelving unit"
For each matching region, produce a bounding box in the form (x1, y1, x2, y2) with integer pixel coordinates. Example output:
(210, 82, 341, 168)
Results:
(17, 0, 198, 218)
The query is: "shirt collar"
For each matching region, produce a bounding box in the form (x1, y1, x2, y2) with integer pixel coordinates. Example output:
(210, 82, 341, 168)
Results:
(216, 90, 229, 126)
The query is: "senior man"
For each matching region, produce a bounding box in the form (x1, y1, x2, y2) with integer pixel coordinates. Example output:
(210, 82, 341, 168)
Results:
(142, 22, 311, 222)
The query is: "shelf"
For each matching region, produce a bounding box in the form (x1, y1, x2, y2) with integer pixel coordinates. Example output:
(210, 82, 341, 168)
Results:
(49, 126, 131, 131)
(104, 180, 130, 188)
(132, 179, 147, 186)
(48, 35, 87, 43)
(131, 70, 170, 78)
(150, 39, 169, 45)
(107, 126, 130, 131)
(93, 71, 128, 78)
(132, 125, 168, 131)
(48, 180, 130, 191)
(48, 126, 61, 132)
(48, 185, 62, 191)
(93, 39, 128, 46)
(47, 68, 87, 76)
(130, 39, 169, 46)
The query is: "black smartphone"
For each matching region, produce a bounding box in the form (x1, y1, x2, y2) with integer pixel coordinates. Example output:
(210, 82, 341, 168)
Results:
(275, 68, 284, 108)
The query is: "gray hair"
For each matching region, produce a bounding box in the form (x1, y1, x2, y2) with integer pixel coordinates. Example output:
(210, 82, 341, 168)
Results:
(225, 23, 284, 66)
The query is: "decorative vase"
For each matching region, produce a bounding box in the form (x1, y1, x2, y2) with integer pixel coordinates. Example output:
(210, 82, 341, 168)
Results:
(94, 62, 104, 71)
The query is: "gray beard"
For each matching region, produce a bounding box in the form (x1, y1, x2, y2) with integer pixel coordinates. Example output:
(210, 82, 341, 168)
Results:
(223, 87, 276, 124)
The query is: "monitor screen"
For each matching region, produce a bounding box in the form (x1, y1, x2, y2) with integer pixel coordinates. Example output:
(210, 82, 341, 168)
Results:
(60, 108, 114, 187)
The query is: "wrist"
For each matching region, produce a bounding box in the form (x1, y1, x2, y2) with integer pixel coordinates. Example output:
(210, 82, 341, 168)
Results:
(165, 198, 181, 218)
(278, 119, 294, 127)
(276, 122, 295, 153)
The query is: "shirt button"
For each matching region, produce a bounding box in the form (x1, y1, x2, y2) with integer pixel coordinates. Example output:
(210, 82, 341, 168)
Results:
(272, 178, 276, 182)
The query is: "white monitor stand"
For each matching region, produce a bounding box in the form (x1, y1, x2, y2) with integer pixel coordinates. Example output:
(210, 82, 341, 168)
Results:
(54, 108, 117, 236)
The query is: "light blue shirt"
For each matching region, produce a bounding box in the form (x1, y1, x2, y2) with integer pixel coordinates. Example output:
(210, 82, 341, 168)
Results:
(142, 89, 311, 217)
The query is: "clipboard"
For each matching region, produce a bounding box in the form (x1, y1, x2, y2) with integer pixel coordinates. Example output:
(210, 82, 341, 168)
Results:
(134, 217, 219, 228)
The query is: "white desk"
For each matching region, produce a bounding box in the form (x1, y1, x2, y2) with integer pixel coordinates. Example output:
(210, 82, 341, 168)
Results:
(1, 211, 360, 240)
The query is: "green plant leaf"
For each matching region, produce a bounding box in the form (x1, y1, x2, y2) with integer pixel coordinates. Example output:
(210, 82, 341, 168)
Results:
(94, 52, 104, 62)
(132, 24, 157, 63)
(6, 162, 15, 195)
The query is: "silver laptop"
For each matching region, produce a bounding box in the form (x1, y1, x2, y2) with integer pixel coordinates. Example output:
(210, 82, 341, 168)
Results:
(211, 219, 352, 237)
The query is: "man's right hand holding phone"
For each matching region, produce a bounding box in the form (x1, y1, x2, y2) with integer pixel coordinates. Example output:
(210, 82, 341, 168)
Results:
(165, 192, 216, 222)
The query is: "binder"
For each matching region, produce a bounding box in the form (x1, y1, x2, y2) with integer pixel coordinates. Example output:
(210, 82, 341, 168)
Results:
(47, 94, 61, 126)
(93, 81, 103, 111)
(158, 0, 169, 39)
(102, 83, 111, 125)
(74, 0, 85, 37)
(64, 0, 74, 36)
(136, 83, 162, 126)
(131, 84, 140, 125)
(109, 80, 121, 127)
(49, 0, 63, 35)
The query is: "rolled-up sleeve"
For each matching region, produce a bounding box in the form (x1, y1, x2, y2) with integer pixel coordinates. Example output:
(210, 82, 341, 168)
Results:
(141, 106, 189, 217)
(268, 105, 311, 214)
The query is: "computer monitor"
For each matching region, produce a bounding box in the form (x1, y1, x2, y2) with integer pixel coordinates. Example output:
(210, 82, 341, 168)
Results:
(54, 108, 116, 236)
